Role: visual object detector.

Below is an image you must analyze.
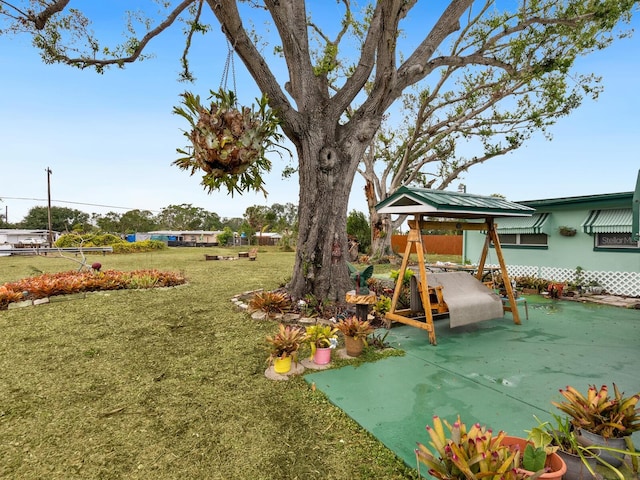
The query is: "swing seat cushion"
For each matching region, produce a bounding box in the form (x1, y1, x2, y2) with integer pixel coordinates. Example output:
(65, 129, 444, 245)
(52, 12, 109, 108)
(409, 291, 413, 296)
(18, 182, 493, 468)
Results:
(427, 272, 504, 327)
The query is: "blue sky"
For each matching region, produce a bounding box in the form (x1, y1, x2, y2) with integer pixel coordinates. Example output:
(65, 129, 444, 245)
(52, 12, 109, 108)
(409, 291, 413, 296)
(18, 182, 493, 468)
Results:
(0, 2, 638, 224)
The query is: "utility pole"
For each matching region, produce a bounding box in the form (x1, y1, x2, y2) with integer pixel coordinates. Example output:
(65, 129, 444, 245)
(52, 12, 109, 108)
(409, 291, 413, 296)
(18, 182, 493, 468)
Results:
(46, 167, 53, 246)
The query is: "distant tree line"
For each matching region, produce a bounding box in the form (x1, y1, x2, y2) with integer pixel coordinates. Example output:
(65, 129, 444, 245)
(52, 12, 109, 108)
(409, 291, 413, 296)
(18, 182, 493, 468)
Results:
(2, 203, 377, 252)
(3, 203, 297, 238)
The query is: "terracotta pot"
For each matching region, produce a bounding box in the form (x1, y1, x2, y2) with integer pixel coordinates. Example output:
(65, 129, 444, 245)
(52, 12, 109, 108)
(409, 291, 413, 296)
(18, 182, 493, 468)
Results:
(501, 436, 567, 480)
(344, 336, 364, 357)
(313, 347, 332, 365)
(575, 428, 629, 468)
(273, 355, 292, 374)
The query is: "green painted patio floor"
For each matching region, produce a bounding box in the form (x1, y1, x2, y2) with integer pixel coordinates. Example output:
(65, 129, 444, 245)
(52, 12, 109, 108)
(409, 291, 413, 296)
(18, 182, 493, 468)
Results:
(305, 297, 640, 471)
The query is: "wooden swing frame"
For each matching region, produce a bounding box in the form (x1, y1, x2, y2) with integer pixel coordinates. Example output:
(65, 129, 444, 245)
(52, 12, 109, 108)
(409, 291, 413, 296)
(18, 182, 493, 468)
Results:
(386, 215, 521, 345)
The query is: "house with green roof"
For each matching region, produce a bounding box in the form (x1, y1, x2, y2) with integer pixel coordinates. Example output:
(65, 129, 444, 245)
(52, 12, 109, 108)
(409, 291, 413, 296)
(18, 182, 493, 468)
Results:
(463, 171, 640, 297)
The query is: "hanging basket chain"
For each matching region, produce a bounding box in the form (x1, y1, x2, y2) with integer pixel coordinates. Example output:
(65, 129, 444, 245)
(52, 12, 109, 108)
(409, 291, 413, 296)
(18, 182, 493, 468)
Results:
(172, 35, 286, 196)
(219, 38, 237, 108)
(219, 49, 229, 91)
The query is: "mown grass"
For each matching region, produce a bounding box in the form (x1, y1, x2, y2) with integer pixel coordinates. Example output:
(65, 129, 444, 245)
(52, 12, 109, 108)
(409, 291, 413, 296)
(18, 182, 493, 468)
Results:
(0, 248, 421, 480)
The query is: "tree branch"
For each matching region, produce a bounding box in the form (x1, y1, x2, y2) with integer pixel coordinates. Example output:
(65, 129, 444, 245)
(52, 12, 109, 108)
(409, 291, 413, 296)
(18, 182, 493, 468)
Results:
(60, 0, 192, 68)
(0, 0, 71, 29)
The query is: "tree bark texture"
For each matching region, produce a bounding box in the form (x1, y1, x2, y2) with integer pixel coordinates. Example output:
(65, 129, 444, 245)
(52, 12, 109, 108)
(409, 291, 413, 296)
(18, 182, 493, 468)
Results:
(288, 132, 365, 301)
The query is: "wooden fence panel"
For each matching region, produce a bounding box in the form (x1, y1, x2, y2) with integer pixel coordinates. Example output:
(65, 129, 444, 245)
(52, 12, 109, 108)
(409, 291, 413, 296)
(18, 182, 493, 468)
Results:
(391, 235, 462, 255)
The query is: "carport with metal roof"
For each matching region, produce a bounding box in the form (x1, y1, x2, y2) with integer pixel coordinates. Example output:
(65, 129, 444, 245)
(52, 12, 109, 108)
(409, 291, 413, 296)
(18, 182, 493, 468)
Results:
(375, 187, 535, 345)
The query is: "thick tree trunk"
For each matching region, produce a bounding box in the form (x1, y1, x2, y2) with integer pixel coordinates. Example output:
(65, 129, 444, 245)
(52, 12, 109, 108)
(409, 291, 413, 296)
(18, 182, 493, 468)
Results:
(365, 179, 395, 261)
(289, 137, 361, 302)
(370, 210, 394, 260)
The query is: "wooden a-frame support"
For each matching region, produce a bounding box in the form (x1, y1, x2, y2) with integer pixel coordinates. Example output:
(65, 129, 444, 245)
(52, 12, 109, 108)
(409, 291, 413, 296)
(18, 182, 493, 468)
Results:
(385, 215, 521, 345)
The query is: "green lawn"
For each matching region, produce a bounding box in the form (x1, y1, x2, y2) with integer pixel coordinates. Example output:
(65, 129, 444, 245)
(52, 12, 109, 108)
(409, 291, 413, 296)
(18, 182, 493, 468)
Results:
(0, 248, 420, 480)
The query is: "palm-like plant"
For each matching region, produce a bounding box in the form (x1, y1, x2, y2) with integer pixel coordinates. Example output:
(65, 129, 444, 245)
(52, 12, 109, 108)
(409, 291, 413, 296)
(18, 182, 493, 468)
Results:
(304, 324, 338, 354)
(248, 290, 291, 316)
(336, 316, 375, 340)
(416, 415, 529, 480)
(552, 384, 640, 439)
(265, 324, 306, 364)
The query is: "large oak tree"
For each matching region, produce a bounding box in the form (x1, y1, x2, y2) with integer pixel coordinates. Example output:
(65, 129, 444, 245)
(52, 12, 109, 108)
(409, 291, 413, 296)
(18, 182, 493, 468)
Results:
(1, 0, 635, 300)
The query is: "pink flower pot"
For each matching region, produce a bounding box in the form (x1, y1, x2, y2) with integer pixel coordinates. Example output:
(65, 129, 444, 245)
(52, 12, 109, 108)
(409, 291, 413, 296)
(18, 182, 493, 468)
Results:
(313, 347, 332, 365)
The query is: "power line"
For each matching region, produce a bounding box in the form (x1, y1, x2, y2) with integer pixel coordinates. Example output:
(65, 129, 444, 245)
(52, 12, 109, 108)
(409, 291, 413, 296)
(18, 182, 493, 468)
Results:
(0, 196, 160, 213)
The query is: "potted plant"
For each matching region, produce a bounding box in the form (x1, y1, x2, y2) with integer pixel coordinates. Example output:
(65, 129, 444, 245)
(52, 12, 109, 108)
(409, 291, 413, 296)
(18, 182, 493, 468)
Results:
(547, 282, 564, 299)
(416, 415, 531, 479)
(501, 427, 566, 480)
(540, 415, 600, 480)
(516, 275, 542, 295)
(552, 384, 640, 467)
(545, 412, 640, 480)
(304, 324, 338, 365)
(585, 280, 603, 295)
(527, 415, 603, 480)
(559, 226, 577, 237)
(265, 324, 306, 374)
(336, 315, 375, 357)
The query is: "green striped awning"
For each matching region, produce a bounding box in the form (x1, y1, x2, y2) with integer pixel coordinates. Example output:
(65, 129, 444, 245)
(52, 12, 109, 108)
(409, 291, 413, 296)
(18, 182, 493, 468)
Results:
(494, 213, 550, 234)
(581, 209, 632, 234)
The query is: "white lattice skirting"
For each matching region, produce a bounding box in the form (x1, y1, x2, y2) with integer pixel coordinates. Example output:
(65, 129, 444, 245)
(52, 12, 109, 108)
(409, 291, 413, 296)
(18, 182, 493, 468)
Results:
(491, 265, 640, 297)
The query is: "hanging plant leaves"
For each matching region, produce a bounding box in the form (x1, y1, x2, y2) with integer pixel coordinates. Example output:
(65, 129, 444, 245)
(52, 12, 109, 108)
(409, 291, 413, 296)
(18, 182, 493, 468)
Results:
(173, 89, 284, 196)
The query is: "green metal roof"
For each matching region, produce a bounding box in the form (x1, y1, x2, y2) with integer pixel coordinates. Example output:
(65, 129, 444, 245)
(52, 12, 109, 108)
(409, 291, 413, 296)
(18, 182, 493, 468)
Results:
(375, 187, 534, 219)
(516, 192, 633, 210)
(494, 213, 550, 234)
(582, 208, 633, 234)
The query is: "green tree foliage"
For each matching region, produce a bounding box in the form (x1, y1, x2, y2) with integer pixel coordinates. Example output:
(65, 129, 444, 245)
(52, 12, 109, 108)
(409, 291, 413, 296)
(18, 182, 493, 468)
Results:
(347, 210, 371, 253)
(156, 203, 221, 230)
(243, 205, 271, 239)
(220, 217, 243, 232)
(269, 202, 298, 234)
(20, 206, 90, 232)
(95, 211, 122, 233)
(118, 209, 158, 234)
(216, 226, 234, 246)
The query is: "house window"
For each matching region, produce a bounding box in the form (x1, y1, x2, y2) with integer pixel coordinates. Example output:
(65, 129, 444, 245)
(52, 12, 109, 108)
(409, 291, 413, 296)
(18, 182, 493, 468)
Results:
(498, 233, 548, 247)
(595, 233, 639, 250)
(520, 234, 547, 245)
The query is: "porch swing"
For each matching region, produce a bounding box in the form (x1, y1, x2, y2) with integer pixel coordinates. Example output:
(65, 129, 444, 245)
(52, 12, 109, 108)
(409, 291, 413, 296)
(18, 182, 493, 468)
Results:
(375, 187, 535, 345)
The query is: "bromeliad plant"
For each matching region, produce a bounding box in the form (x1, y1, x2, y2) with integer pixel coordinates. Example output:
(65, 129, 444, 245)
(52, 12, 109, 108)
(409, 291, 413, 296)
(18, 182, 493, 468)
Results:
(173, 89, 285, 196)
(0, 269, 187, 309)
(304, 324, 338, 357)
(336, 315, 375, 340)
(248, 290, 292, 317)
(552, 384, 640, 439)
(265, 324, 306, 365)
(415, 415, 530, 480)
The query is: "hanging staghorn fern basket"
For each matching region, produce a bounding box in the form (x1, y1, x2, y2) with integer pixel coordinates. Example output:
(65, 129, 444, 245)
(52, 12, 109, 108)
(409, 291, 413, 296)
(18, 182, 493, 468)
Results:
(173, 89, 284, 195)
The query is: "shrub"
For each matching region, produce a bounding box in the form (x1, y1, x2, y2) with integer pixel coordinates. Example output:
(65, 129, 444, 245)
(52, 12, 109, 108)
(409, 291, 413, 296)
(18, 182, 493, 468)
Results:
(216, 227, 234, 246)
(0, 269, 187, 309)
(0, 285, 25, 310)
(248, 290, 291, 315)
(373, 295, 392, 317)
(111, 240, 167, 253)
(55, 233, 126, 248)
